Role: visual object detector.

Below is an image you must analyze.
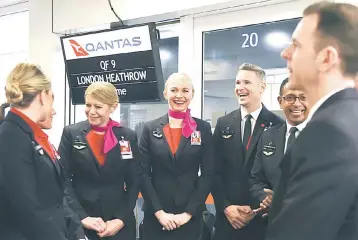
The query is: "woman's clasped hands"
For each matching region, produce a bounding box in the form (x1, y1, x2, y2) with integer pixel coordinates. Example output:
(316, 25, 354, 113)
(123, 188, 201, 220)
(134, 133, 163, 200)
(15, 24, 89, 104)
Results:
(81, 217, 125, 237)
(155, 210, 192, 231)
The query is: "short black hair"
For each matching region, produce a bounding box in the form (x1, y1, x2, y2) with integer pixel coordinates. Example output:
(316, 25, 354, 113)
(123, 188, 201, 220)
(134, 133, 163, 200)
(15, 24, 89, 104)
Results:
(279, 78, 289, 96)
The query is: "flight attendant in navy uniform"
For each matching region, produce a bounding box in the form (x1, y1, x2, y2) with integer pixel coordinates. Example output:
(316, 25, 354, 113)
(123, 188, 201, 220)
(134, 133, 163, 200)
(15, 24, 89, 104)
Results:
(0, 63, 74, 240)
(58, 82, 140, 240)
(139, 73, 215, 240)
(212, 63, 283, 240)
(249, 78, 309, 216)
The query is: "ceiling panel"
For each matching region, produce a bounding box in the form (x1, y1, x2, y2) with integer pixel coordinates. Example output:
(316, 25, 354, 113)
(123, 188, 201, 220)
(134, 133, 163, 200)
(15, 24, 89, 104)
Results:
(0, 0, 27, 8)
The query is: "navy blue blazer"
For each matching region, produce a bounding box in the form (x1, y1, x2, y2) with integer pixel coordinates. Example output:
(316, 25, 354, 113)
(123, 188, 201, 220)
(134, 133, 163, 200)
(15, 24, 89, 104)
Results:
(0, 112, 69, 240)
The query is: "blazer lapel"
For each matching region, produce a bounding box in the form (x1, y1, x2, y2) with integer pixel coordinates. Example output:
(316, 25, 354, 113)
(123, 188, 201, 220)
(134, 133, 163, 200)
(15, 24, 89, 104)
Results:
(160, 114, 175, 160)
(35, 142, 63, 179)
(80, 122, 101, 172)
(101, 131, 126, 175)
(229, 110, 245, 168)
(273, 124, 286, 167)
(244, 117, 267, 165)
(51, 150, 62, 177)
(244, 106, 273, 167)
(174, 133, 190, 160)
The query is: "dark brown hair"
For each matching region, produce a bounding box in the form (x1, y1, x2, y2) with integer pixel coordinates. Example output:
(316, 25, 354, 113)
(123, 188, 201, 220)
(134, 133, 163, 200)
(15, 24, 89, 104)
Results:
(303, 1, 358, 76)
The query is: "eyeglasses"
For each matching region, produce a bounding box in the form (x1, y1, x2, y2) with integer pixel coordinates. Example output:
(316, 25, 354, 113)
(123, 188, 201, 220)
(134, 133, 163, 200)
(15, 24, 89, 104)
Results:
(282, 95, 306, 103)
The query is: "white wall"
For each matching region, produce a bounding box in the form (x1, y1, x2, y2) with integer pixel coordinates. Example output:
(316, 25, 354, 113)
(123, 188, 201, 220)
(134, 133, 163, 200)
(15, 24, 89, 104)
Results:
(0, 10, 29, 101)
(28, 0, 64, 146)
(53, 0, 240, 33)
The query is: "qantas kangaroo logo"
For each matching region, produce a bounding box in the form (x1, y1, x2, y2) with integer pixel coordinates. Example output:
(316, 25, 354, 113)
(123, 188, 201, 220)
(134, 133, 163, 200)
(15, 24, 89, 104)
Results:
(69, 39, 89, 57)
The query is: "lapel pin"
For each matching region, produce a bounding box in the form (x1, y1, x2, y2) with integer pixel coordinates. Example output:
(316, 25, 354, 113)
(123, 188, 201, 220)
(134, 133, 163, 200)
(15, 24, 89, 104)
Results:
(153, 128, 163, 138)
(39, 149, 44, 155)
(222, 135, 232, 139)
(263, 151, 274, 156)
(222, 126, 234, 139)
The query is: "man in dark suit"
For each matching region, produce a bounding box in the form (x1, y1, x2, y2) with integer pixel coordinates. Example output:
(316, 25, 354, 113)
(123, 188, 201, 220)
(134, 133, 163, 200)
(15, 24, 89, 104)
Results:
(266, 2, 358, 240)
(212, 63, 283, 240)
(249, 78, 308, 214)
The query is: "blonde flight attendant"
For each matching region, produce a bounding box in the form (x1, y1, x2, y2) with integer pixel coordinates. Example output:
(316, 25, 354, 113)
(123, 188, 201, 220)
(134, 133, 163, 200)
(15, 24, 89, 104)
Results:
(59, 82, 140, 240)
(139, 73, 215, 240)
(0, 63, 72, 240)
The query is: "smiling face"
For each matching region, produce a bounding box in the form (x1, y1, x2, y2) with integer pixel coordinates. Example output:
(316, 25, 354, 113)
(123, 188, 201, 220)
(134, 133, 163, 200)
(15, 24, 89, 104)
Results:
(164, 73, 194, 112)
(235, 69, 265, 112)
(85, 95, 117, 127)
(278, 82, 308, 125)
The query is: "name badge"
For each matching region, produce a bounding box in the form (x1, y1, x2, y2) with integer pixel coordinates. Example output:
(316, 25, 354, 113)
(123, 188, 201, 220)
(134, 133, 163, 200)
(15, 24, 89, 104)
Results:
(191, 131, 201, 145)
(119, 138, 133, 160)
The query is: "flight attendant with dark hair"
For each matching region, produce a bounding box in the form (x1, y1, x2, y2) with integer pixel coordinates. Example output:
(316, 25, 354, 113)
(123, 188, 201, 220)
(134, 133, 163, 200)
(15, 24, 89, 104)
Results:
(139, 73, 215, 240)
(59, 82, 140, 240)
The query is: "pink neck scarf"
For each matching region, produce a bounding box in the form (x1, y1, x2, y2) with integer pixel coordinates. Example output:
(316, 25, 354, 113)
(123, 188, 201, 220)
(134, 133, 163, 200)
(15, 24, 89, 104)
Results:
(91, 119, 121, 153)
(168, 108, 197, 138)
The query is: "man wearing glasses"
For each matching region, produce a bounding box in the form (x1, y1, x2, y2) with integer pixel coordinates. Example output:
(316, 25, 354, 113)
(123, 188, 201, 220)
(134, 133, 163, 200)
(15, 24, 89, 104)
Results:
(249, 78, 309, 219)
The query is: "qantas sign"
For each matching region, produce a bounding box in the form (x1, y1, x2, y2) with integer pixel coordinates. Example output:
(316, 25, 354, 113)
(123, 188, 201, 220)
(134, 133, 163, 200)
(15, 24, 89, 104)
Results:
(62, 25, 152, 60)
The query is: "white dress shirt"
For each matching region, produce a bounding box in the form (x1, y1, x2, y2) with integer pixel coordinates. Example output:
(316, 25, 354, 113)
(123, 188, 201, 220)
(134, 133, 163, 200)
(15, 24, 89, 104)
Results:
(284, 120, 308, 154)
(306, 81, 355, 123)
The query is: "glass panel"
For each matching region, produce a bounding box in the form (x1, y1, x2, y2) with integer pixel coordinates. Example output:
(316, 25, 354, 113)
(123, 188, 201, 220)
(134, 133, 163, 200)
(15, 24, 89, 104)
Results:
(202, 18, 298, 128)
(120, 25, 179, 137)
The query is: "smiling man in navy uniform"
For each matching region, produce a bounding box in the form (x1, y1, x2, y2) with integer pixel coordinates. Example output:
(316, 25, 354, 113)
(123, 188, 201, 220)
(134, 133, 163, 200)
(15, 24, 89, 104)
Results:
(212, 63, 283, 240)
(249, 78, 309, 217)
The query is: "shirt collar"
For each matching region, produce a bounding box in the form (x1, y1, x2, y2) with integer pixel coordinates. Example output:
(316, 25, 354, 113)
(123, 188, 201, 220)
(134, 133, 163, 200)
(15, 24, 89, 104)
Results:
(286, 119, 308, 135)
(10, 108, 48, 139)
(306, 81, 355, 123)
(241, 104, 263, 121)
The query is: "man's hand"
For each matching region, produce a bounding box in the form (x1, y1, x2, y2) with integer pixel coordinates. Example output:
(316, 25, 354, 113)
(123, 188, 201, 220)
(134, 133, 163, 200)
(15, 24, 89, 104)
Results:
(155, 210, 178, 231)
(253, 188, 274, 217)
(81, 217, 106, 233)
(173, 212, 192, 227)
(237, 205, 255, 224)
(97, 219, 124, 238)
(225, 205, 247, 229)
(261, 188, 273, 209)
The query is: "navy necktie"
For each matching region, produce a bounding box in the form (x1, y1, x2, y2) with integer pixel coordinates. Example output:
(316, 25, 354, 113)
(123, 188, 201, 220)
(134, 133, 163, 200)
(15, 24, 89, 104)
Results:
(243, 114, 252, 150)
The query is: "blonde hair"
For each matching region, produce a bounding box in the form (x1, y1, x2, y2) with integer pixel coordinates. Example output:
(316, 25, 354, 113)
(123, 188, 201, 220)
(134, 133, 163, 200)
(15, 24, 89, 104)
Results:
(163, 72, 195, 96)
(239, 63, 266, 82)
(85, 82, 119, 105)
(5, 63, 51, 107)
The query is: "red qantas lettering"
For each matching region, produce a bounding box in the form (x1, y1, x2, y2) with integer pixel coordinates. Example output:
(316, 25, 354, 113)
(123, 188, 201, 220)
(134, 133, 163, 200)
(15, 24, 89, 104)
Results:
(69, 39, 89, 57)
